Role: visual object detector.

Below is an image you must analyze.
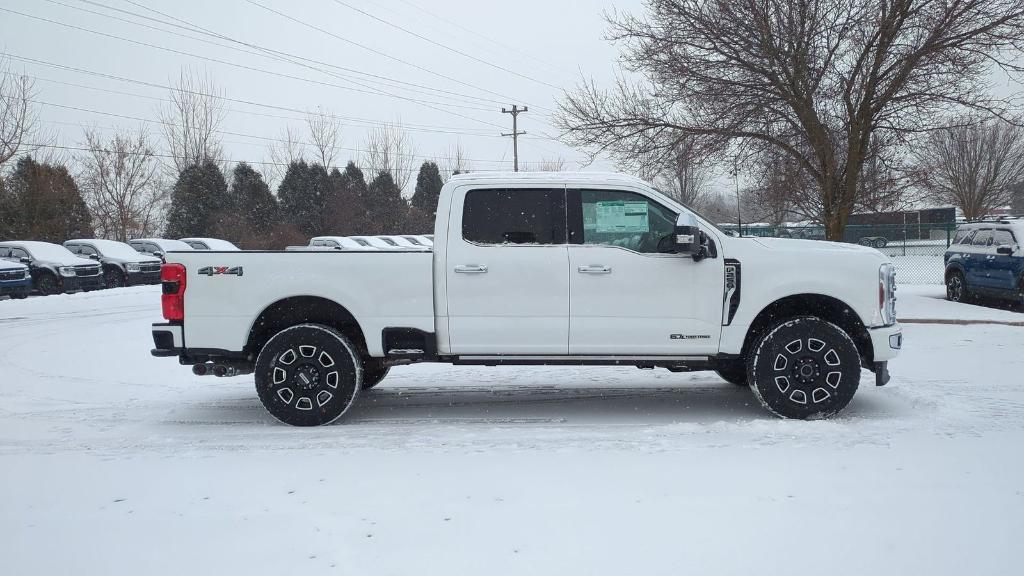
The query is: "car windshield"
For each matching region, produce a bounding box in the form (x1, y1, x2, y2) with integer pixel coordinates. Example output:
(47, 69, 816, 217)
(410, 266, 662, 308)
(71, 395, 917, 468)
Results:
(21, 243, 80, 261)
(90, 239, 154, 260)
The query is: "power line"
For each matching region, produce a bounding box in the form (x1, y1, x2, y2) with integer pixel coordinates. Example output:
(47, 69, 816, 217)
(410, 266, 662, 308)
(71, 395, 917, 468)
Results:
(0, 6, 508, 128)
(59, 0, 508, 109)
(243, 0, 544, 113)
(326, 0, 562, 93)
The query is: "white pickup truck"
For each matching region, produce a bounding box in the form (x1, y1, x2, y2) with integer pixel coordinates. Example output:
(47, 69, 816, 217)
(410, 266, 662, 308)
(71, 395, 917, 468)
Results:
(151, 172, 902, 426)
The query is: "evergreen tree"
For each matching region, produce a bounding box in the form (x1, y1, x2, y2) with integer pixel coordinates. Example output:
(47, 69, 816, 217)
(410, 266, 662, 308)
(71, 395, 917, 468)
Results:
(218, 162, 278, 247)
(366, 171, 407, 233)
(324, 162, 371, 235)
(164, 160, 229, 238)
(277, 160, 333, 237)
(4, 156, 93, 241)
(411, 161, 444, 217)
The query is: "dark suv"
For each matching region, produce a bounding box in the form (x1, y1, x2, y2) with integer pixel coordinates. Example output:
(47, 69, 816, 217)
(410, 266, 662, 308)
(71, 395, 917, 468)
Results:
(64, 239, 163, 288)
(0, 241, 105, 295)
(944, 219, 1024, 306)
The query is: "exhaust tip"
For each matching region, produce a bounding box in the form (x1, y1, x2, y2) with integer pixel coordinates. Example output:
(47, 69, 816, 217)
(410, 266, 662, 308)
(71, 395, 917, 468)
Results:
(192, 363, 209, 376)
(212, 364, 228, 377)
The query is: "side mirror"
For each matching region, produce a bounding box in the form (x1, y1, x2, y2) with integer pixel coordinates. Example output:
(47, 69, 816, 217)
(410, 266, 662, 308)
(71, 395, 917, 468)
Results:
(88, 254, 100, 260)
(20, 257, 31, 264)
(996, 245, 1014, 256)
(153, 251, 163, 258)
(674, 213, 706, 261)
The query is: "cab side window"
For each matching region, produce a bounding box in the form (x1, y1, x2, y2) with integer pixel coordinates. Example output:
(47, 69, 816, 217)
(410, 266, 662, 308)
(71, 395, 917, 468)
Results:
(9, 248, 29, 260)
(572, 189, 677, 254)
(79, 245, 98, 257)
(971, 230, 993, 247)
(462, 189, 566, 245)
(992, 230, 1015, 247)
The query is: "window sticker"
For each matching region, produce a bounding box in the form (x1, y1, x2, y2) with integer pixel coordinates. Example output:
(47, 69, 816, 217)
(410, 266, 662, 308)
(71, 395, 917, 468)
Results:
(586, 200, 650, 233)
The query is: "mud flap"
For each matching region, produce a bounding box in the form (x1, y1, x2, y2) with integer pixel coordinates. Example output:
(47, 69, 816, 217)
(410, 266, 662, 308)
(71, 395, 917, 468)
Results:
(874, 361, 890, 386)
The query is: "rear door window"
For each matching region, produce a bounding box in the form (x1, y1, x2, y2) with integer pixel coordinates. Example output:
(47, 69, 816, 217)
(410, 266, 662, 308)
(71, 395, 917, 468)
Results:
(971, 230, 993, 247)
(462, 188, 566, 245)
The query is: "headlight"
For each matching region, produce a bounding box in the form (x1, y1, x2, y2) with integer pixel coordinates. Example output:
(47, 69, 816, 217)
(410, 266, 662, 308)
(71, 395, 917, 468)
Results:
(878, 263, 897, 325)
(126, 263, 141, 273)
(58, 266, 76, 277)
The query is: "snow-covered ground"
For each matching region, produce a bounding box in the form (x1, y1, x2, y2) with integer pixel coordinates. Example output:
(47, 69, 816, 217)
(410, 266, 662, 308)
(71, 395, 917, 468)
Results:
(1, 286, 1022, 575)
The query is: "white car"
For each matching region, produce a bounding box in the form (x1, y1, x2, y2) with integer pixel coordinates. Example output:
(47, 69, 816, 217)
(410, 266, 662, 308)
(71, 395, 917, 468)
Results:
(180, 238, 240, 251)
(152, 172, 902, 426)
(129, 238, 194, 262)
(308, 236, 377, 251)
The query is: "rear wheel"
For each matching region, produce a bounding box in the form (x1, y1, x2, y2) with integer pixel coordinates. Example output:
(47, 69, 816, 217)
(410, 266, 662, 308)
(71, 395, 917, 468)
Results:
(36, 273, 60, 296)
(254, 324, 362, 426)
(748, 316, 861, 419)
(714, 360, 748, 386)
(874, 238, 888, 249)
(946, 271, 967, 303)
(361, 359, 391, 390)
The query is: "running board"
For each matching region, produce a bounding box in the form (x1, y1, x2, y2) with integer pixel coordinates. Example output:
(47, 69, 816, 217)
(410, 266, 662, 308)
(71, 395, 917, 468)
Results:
(453, 355, 712, 368)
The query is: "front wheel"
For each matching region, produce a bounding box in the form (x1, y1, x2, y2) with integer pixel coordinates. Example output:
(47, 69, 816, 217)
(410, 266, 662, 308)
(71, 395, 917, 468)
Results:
(35, 273, 60, 296)
(254, 324, 362, 426)
(104, 268, 126, 289)
(946, 271, 967, 303)
(748, 317, 861, 419)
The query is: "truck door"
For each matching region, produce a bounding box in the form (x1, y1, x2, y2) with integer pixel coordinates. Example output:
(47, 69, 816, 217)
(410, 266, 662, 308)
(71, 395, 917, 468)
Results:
(964, 229, 992, 288)
(988, 229, 1019, 292)
(565, 189, 724, 355)
(445, 187, 569, 354)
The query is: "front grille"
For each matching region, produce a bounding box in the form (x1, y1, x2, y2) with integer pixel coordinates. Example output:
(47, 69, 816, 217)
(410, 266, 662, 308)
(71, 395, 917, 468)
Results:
(0, 269, 26, 281)
(75, 265, 101, 277)
(139, 263, 161, 273)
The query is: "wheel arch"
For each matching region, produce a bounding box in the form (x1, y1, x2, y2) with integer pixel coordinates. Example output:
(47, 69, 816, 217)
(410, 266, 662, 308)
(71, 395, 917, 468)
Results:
(944, 262, 966, 282)
(741, 293, 874, 366)
(245, 296, 368, 358)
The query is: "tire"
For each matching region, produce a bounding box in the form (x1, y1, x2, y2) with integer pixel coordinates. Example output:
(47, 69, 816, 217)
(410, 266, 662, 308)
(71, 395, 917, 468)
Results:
(35, 273, 60, 296)
(361, 359, 390, 390)
(748, 316, 861, 419)
(254, 324, 362, 426)
(946, 270, 967, 303)
(715, 360, 748, 386)
(874, 238, 888, 249)
(12, 289, 29, 300)
(104, 268, 126, 289)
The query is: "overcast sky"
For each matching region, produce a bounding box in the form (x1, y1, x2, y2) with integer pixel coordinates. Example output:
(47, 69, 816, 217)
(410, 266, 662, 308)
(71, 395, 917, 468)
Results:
(1, 0, 642, 187)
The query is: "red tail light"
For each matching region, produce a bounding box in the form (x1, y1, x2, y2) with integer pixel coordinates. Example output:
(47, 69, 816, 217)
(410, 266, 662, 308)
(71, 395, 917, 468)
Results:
(161, 263, 186, 321)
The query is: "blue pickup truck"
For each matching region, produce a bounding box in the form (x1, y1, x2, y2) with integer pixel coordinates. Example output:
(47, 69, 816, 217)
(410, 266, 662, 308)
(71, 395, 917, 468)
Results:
(0, 260, 31, 299)
(944, 219, 1024, 306)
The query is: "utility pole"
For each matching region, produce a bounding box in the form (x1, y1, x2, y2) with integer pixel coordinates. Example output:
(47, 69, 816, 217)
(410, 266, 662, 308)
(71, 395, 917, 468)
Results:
(501, 105, 528, 172)
(731, 158, 743, 237)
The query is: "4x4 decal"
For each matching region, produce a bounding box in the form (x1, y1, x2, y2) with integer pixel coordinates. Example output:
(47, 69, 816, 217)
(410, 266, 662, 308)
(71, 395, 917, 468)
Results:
(197, 266, 244, 277)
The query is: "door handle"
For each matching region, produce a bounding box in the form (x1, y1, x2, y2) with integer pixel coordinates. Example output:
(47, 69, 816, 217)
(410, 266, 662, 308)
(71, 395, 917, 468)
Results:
(454, 264, 488, 274)
(578, 265, 612, 274)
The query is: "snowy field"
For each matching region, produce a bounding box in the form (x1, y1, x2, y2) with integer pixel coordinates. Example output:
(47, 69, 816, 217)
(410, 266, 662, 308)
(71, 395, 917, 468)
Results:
(1, 286, 1023, 575)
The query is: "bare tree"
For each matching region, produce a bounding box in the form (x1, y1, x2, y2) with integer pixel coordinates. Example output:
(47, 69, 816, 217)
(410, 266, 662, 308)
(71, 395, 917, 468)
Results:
(524, 157, 568, 172)
(645, 138, 713, 208)
(914, 118, 1024, 220)
(158, 68, 225, 173)
(441, 142, 472, 179)
(79, 128, 167, 241)
(362, 121, 416, 190)
(306, 107, 342, 168)
(264, 125, 306, 188)
(0, 55, 37, 171)
(557, 1, 1024, 240)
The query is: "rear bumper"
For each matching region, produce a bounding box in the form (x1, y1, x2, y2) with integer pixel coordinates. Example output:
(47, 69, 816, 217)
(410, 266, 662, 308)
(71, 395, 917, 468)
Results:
(151, 322, 184, 356)
(869, 323, 902, 362)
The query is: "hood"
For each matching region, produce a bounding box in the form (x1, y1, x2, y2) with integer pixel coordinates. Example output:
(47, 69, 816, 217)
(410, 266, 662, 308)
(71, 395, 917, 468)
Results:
(0, 259, 29, 271)
(750, 237, 886, 257)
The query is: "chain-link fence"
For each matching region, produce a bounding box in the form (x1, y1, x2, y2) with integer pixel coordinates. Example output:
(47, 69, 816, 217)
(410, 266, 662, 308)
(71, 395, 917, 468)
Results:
(719, 223, 957, 285)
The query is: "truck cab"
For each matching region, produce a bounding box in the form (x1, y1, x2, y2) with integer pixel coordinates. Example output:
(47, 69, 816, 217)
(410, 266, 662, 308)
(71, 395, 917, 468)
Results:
(151, 172, 902, 426)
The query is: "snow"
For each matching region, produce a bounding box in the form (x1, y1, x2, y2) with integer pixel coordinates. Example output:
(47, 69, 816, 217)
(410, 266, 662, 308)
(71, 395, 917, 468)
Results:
(0, 240, 92, 265)
(68, 238, 162, 261)
(2, 287, 1023, 574)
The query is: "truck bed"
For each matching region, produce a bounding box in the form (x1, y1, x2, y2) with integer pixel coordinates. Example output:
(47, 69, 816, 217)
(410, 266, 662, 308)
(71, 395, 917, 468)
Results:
(168, 250, 434, 355)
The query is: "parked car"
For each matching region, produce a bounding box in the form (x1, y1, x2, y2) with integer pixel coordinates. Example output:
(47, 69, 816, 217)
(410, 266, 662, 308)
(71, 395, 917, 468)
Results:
(0, 241, 104, 295)
(944, 219, 1024, 305)
(64, 239, 163, 288)
(151, 172, 901, 426)
(308, 236, 375, 250)
(128, 238, 194, 262)
(0, 260, 31, 299)
(180, 238, 240, 251)
(858, 236, 888, 249)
